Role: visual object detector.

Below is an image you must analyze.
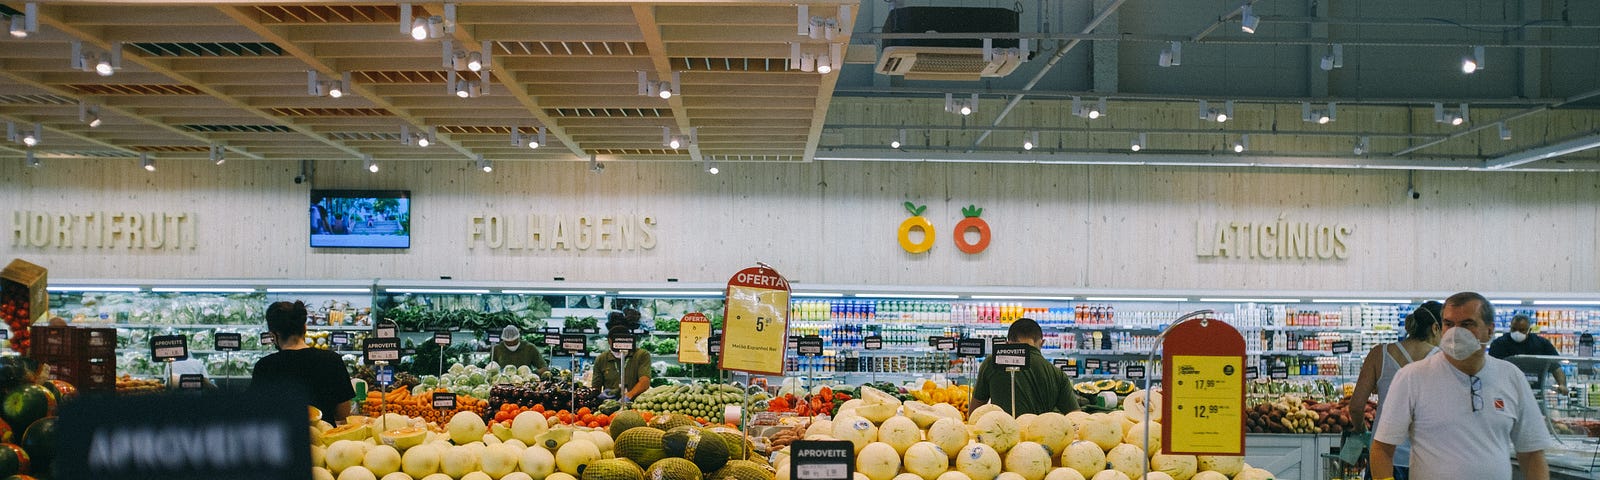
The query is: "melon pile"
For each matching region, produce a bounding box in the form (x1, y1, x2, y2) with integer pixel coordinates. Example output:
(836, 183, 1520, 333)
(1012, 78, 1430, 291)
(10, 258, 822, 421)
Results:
(769, 387, 1277, 480)
(309, 406, 777, 480)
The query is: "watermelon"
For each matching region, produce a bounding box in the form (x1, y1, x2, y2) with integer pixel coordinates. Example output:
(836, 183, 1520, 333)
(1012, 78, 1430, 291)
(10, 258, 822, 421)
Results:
(19, 418, 52, 471)
(0, 387, 52, 435)
(0, 443, 28, 476)
(45, 382, 72, 403)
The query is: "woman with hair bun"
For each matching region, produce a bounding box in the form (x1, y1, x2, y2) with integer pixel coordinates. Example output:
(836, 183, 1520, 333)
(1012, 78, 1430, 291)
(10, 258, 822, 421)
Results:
(251, 300, 356, 424)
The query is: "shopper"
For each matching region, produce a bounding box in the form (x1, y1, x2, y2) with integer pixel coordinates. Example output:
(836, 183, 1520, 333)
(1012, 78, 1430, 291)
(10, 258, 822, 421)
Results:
(969, 318, 1079, 416)
(592, 327, 652, 400)
(490, 325, 547, 370)
(251, 301, 356, 425)
(1488, 314, 1568, 394)
(1348, 301, 1441, 480)
(1371, 292, 1554, 480)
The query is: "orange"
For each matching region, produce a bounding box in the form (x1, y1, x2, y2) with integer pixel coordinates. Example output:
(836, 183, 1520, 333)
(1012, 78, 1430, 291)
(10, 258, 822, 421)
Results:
(577, 407, 591, 416)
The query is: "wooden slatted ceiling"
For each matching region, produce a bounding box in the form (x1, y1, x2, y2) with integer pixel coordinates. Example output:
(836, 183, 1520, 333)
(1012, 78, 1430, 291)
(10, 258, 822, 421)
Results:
(267, 107, 392, 117)
(250, 5, 399, 24)
(70, 85, 205, 95)
(130, 145, 212, 152)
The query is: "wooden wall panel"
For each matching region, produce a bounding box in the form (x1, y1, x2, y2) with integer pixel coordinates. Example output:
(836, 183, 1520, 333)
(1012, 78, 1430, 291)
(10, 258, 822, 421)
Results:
(2, 158, 1598, 293)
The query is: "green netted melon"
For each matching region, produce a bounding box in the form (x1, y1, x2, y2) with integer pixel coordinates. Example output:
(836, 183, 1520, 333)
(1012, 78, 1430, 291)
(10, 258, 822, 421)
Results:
(706, 426, 754, 459)
(647, 413, 697, 432)
(615, 427, 668, 470)
(610, 410, 649, 438)
(644, 457, 702, 480)
(662, 426, 731, 473)
(708, 459, 775, 480)
(580, 458, 644, 480)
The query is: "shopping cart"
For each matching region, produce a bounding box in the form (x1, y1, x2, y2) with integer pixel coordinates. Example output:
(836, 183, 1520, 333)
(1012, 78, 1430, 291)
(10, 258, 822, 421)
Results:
(1320, 431, 1371, 480)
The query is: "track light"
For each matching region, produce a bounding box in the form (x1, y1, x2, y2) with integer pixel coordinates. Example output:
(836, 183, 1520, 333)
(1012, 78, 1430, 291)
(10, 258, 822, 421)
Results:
(669, 137, 681, 149)
(416, 136, 430, 147)
(945, 93, 978, 116)
(404, 125, 436, 148)
(1159, 41, 1182, 67)
(400, 3, 453, 40)
(1199, 100, 1233, 123)
(1232, 134, 1248, 153)
(363, 155, 379, 173)
(476, 155, 492, 173)
(1498, 122, 1512, 141)
(140, 153, 154, 172)
(454, 80, 470, 98)
(20, 123, 39, 147)
(72, 41, 122, 77)
(25, 151, 38, 168)
(8, 4, 36, 38)
(1462, 46, 1484, 74)
(705, 161, 719, 175)
(798, 6, 844, 40)
(410, 17, 428, 40)
(308, 71, 352, 99)
(95, 58, 114, 76)
(1022, 131, 1038, 151)
(1239, 4, 1259, 34)
(1072, 97, 1106, 119)
(1353, 136, 1370, 155)
(513, 126, 546, 149)
(1433, 103, 1470, 126)
(638, 71, 680, 99)
(80, 102, 103, 128)
(890, 129, 905, 149)
(88, 115, 101, 128)
(1318, 44, 1344, 71)
(1131, 132, 1146, 152)
(1301, 102, 1336, 124)
(210, 144, 225, 165)
(589, 155, 603, 174)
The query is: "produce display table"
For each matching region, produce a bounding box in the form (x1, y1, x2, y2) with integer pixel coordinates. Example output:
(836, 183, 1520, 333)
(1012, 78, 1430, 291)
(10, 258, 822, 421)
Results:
(1244, 433, 1340, 480)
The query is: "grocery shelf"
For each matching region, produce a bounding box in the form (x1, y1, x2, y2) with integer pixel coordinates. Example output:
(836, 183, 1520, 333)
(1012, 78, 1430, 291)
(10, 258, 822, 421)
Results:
(99, 323, 372, 331)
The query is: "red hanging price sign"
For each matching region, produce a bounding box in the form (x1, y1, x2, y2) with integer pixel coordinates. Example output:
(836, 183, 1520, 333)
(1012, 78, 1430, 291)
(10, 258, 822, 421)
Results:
(1161, 316, 1246, 456)
(718, 265, 791, 375)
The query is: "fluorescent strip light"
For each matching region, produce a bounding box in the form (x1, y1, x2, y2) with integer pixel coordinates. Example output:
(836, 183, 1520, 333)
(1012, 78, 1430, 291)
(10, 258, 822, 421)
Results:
(1531, 300, 1600, 306)
(1487, 299, 1525, 305)
(47, 286, 142, 293)
(500, 290, 607, 295)
(856, 293, 960, 299)
(1309, 299, 1412, 304)
(1084, 297, 1189, 302)
(969, 295, 1076, 301)
(615, 291, 723, 297)
(385, 288, 491, 294)
(1199, 298, 1301, 303)
(265, 288, 372, 294)
(151, 287, 258, 293)
(791, 292, 846, 298)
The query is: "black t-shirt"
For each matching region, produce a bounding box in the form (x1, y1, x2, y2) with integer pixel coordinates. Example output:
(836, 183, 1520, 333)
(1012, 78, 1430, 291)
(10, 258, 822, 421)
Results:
(1488, 333, 1560, 359)
(252, 347, 355, 424)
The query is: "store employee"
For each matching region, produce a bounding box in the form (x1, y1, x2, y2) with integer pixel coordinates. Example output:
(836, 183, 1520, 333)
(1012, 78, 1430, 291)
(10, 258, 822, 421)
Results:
(970, 318, 1080, 416)
(593, 327, 652, 400)
(490, 325, 547, 370)
(1489, 314, 1568, 394)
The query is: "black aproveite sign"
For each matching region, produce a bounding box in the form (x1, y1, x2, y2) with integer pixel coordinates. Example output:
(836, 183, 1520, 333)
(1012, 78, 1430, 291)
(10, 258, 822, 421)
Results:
(993, 343, 1030, 367)
(434, 331, 451, 346)
(151, 335, 189, 361)
(957, 338, 986, 358)
(364, 338, 400, 362)
(56, 390, 313, 480)
(214, 333, 241, 352)
(863, 336, 882, 350)
(374, 320, 398, 339)
(790, 440, 854, 480)
(798, 336, 824, 356)
(432, 392, 456, 409)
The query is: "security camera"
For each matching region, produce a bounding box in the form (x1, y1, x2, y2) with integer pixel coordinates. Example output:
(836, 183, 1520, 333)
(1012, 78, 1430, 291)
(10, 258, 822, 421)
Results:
(1407, 187, 1420, 200)
(294, 174, 306, 184)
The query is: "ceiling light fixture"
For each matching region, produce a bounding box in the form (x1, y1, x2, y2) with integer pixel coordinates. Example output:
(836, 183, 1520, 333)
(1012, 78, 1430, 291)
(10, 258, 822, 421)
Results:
(363, 155, 379, 173)
(589, 155, 603, 174)
(443, 40, 492, 72)
(8, 4, 36, 38)
(1199, 100, 1233, 123)
(1072, 96, 1106, 119)
(528, 127, 547, 149)
(400, 3, 453, 40)
(80, 102, 103, 128)
(637, 71, 680, 99)
(307, 71, 352, 99)
(705, 161, 719, 175)
(140, 153, 154, 172)
(19, 123, 40, 147)
(476, 155, 492, 173)
(798, 5, 848, 40)
(71, 41, 122, 77)
(402, 125, 435, 147)
(1232, 134, 1249, 153)
(1131, 132, 1146, 152)
(1158, 41, 1182, 67)
(1239, 4, 1260, 34)
(890, 129, 905, 149)
(1301, 101, 1336, 124)
(447, 70, 489, 98)
(945, 93, 978, 116)
(1320, 44, 1344, 71)
(25, 150, 38, 168)
(1461, 45, 1485, 74)
(210, 144, 226, 165)
(1433, 102, 1470, 126)
(1498, 122, 1512, 141)
(1353, 136, 1370, 155)
(1022, 131, 1038, 151)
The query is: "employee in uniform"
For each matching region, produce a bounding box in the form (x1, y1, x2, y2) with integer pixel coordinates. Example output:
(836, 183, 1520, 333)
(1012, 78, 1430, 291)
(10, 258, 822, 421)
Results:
(970, 318, 1079, 416)
(592, 327, 652, 400)
(490, 325, 547, 370)
(1488, 314, 1568, 395)
(251, 301, 356, 425)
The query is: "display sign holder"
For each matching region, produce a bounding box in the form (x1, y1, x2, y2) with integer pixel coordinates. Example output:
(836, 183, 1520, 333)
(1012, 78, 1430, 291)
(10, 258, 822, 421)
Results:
(798, 335, 823, 390)
(433, 391, 456, 412)
(214, 332, 241, 391)
(790, 440, 855, 480)
(152, 335, 189, 362)
(375, 320, 398, 339)
(178, 374, 204, 391)
(331, 332, 351, 349)
(261, 332, 276, 346)
(1152, 310, 1246, 462)
(718, 264, 791, 376)
(678, 313, 712, 365)
(993, 343, 1030, 414)
(1331, 340, 1353, 355)
(612, 335, 633, 403)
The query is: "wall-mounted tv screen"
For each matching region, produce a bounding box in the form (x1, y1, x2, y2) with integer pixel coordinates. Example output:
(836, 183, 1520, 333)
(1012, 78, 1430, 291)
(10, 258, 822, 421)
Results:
(309, 190, 411, 249)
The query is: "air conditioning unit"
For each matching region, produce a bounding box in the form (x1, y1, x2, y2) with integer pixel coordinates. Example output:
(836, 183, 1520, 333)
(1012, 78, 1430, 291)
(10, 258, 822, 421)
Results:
(873, 7, 1027, 81)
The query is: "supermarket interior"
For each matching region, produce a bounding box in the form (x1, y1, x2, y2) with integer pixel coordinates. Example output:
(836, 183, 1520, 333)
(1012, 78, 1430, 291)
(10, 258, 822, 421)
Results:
(3, 0, 1600, 480)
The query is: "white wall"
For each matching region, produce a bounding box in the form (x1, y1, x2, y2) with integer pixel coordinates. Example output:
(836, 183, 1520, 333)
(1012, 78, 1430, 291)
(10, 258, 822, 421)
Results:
(3, 158, 1597, 293)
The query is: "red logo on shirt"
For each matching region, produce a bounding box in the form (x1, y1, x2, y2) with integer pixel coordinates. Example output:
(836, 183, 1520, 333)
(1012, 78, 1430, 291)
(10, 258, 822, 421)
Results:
(1493, 399, 1505, 410)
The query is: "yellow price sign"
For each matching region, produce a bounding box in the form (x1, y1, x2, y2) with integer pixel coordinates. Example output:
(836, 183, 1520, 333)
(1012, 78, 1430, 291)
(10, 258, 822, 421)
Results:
(1165, 355, 1245, 454)
(678, 313, 711, 365)
(718, 266, 791, 375)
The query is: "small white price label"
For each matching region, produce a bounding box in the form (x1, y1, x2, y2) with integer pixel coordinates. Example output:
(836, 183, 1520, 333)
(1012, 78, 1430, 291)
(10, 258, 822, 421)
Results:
(796, 465, 848, 480)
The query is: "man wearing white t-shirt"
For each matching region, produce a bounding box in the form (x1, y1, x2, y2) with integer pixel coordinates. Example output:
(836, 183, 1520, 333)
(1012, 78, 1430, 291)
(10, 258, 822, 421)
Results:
(1371, 292, 1555, 480)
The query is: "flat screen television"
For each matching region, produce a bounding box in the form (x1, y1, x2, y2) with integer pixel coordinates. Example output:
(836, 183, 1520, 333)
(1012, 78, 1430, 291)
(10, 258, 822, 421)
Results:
(309, 190, 411, 248)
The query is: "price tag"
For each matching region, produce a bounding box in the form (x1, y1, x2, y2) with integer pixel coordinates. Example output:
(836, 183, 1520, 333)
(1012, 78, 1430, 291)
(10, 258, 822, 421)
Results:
(719, 266, 792, 376)
(678, 313, 712, 365)
(178, 374, 204, 391)
(788, 336, 800, 350)
(260, 332, 276, 346)
(331, 332, 351, 347)
(1331, 340, 1353, 355)
(435, 331, 451, 346)
(151, 335, 189, 361)
(1269, 366, 1289, 379)
(863, 336, 883, 350)
(1245, 366, 1259, 380)
(561, 334, 587, 356)
(487, 333, 501, 344)
(790, 440, 855, 480)
(543, 334, 560, 347)
(1085, 358, 1102, 370)
(375, 365, 394, 387)
(990, 336, 1006, 346)
(957, 338, 986, 358)
(993, 343, 1030, 367)
(1127, 365, 1147, 379)
(927, 336, 942, 347)
(610, 336, 634, 354)
(1062, 364, 1078, 377)
(798, 336, 824, 356)
(432, 392, 457, 409)
(375, 320, 398, 339)
(1107, 364, 1121, 376)
(1054, 358, 1077, 377)
(0, 329, 10, 340)
(709, 336, 722, 355)
(936, 337, 956, 352)
(364, 338, 401, 362)
(214, 333, 242, 352)
(1161, 317, 1247, 456)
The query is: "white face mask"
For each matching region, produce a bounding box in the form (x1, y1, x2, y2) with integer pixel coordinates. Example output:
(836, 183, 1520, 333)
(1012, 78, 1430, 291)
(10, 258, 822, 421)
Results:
(504, 341, 521, 351)
(1440, 326, 1486, 360)
(1509, 331, 1528, 343)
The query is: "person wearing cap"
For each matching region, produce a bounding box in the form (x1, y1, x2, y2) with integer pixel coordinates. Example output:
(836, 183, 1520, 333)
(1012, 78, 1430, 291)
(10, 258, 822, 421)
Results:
(592, 327, 652, 400)
(490, 325, 546, 370)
